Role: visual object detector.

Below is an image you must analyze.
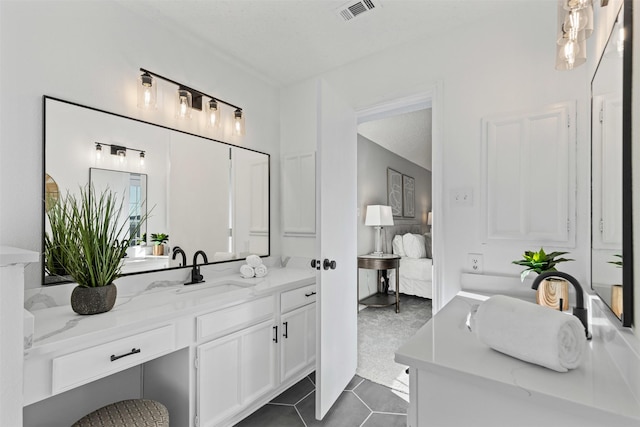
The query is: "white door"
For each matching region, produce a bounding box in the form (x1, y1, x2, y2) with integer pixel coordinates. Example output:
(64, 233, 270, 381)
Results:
(315, 79, 357, 419)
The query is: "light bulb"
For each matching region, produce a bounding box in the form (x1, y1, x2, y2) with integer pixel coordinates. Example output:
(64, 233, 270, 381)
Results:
(95, 143, 102, 160)
(564, 40, 577, 69)
(207, 99, 220, 129)
(233, 109, 245, 136)
(137, 72, 156, 109)
(117, 149, 126, 164)
(617, 27, 625, 55)
(176, 89, 192, 119)
(140, 152, 145, 166)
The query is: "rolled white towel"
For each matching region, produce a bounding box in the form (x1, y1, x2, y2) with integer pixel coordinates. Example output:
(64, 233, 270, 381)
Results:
(246, 254, 263, 268)
(254, 264, 268, 278)
(471, 295, 586, 372)
(240, 264, 255, 278)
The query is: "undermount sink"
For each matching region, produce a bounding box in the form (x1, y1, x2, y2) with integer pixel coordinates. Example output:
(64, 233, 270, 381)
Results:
(174, 280, 254, 295)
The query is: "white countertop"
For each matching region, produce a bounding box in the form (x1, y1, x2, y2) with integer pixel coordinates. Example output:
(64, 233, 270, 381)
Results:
(395, 292, 640, 421)
(0, 246, 39, 267)
(26, 267, 315, 356)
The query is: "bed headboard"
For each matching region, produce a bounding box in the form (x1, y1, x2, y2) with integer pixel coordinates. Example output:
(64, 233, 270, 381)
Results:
(383, 224, 429, 255)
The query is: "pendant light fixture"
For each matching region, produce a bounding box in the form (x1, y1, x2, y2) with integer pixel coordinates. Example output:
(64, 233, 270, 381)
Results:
(137, 72, 157, 109)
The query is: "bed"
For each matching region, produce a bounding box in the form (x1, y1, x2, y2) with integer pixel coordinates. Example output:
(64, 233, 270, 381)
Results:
(383, 226, 433, 299)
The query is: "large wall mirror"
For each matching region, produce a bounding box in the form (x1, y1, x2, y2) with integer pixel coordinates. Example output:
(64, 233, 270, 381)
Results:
(43, 96, 270, 285)
(591, 1, 633, 327)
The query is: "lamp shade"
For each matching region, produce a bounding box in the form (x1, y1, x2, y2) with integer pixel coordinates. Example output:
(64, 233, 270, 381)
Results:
(365, 205, 394, 226)
(427, 211, 433, 226)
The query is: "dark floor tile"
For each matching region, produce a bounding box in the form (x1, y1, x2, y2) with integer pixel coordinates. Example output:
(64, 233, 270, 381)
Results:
(353, 379, 408, 414)
(271, 376, 315, 405)
(362, 413, 407, 427)
(234, 404, 304, 427)
(308, 371, 316, 385)
(344, 375, 365, 391)
(297, 391, 371, 427)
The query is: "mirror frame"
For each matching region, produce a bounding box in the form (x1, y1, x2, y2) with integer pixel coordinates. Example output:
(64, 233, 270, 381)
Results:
(591, 0, 633, 327)
(41, 95, 271, 285)
(621, 0, 633, 327)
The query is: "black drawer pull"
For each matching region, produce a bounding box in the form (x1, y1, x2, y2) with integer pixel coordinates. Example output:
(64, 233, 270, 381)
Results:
(110, 348, 141, 362)
(283, 321, 288, 339)
(305, 291, 316, 297)
(273, 325, 278, 343)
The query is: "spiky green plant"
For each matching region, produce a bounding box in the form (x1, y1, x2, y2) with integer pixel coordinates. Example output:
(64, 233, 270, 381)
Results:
(512, 247, 574, 282)
(55, 185, 148, 288)
(150, 233, 169, 245)
(44, 196, 73, 278)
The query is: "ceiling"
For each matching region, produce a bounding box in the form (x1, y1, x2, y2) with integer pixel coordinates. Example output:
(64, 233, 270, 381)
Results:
(119, 0, 531, 88)
(358, 109, 433, 171)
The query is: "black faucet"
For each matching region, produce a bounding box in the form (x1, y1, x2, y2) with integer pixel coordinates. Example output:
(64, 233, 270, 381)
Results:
(531, 271, 591, 340)
(185, 250, 209, 285)
(172, 246, 187, 267)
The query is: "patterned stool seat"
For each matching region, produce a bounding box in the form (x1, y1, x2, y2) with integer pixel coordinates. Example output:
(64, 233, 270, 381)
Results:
(72, 399, 169, 427)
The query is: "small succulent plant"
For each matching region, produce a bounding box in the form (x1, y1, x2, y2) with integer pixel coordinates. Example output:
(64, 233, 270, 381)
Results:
(512, 247, 574, 282)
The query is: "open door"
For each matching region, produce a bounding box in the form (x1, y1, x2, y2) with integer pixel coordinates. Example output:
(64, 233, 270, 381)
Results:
(315, 79, 357, 419)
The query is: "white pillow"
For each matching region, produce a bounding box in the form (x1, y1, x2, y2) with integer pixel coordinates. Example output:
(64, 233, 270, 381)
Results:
(402, 233, 427, 259)
(392, 235, 406, 257)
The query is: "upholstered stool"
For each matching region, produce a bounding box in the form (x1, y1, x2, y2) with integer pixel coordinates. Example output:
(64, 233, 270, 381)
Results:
(72, 399, 169, 427)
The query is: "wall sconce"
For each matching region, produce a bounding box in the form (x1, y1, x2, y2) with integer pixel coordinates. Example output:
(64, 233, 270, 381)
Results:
(365, 205, 394, 256)
(95, 142, 146, 166)
(137, 68, 245, 135)
(555, 0, 592, 71)
(137, 71, 157, 109)
(427, 211, 433, 229)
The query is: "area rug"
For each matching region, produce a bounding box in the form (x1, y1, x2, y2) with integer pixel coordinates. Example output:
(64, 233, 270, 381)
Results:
(356, 295, 432, 399)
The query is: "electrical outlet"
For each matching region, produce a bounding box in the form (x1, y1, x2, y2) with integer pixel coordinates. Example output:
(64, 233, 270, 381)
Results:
(468, 253, 483, 274)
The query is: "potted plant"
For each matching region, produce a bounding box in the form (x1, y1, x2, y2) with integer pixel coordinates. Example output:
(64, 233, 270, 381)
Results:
(44, 194, 74, 284)
(150, 233, 169, 256)
(49, 185, 147, 315)
(512, 248, 574, 310)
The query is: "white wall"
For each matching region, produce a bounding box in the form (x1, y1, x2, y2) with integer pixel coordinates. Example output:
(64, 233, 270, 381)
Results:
(0, 1, 281, 288)
(297, 3, 597, 309)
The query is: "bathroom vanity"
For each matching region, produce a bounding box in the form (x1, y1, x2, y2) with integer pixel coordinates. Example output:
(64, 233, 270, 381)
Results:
(395, 292, 640, 427)
(23, 266, 316, 427)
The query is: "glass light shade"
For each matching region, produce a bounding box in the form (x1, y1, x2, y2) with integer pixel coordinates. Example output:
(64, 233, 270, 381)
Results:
(176, 89, 192, 119)
(207, 99, 221, 129)
(427, 211, 433, 226)
(116, 149, 126, 164)
(137, 72, 157, 109)
(562, 6, 593, 40)
(555, 37, 586, 70)
(233, 108, 245, 136)
(140, 151, 145, 166)
(562, 0, 591, 11)
(95, 143, 102, 160)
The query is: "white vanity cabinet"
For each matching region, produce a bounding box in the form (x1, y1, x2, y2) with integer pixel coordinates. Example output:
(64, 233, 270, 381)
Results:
(280, 284, 316, 383)
(196, 319, 278, 427)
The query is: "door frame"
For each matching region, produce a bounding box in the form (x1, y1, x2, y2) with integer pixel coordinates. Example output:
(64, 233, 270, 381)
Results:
(355, 82, 445, 312)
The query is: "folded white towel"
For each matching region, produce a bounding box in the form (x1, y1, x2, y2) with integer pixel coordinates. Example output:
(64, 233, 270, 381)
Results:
(240, 264, 255, 278)
(246, 254, 263, 268)
(254, 264, 268, 278)
(471, 295, 586, 372)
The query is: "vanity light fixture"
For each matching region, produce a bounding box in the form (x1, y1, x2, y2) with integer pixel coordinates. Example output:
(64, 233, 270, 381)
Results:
(555, 0, 592, 71)
(94, 142, 146, 166)
(137, 71, 157, 109)
(137, 68, 245, 135)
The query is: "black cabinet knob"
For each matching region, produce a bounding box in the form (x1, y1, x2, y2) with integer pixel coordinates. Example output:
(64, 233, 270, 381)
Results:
(311, 259, 321, 270)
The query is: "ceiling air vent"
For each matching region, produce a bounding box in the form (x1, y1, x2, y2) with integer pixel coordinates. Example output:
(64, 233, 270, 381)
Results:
(335, 0, 380, 22)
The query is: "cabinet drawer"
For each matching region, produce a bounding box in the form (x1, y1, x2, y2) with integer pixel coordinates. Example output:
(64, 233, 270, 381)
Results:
(52, 324, 175, 394)
(197, 296, 275, 341)
(281, 284, 316, 313)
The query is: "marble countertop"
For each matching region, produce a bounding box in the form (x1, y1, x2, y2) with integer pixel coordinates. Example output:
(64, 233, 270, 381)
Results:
(26, 267, 315, 356)
(0, 246, 39, 266)
(395, 292, 640, 421)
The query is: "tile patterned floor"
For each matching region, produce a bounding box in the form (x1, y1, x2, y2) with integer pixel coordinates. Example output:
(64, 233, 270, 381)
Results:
(234, 373, 407, 427)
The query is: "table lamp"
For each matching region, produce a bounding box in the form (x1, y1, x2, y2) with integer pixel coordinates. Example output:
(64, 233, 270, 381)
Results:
(365, 205, 394, 255)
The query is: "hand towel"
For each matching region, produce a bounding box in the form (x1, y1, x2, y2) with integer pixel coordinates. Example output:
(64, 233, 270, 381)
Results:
(246, 254, 263, 268)
(471, 295, 586, 372)
(254, 264, 268, 278)
(240, 264, 255, 278)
